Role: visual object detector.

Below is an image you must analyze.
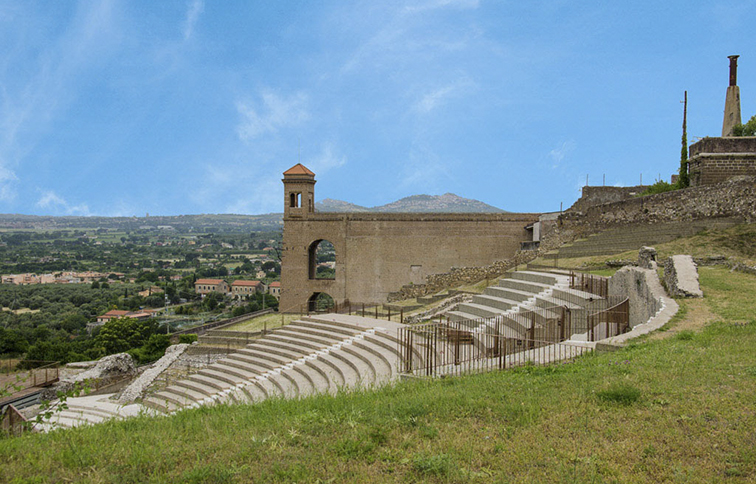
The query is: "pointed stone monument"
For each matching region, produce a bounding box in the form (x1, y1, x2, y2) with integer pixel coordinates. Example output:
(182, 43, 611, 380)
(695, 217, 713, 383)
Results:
(722, 55, 742, 137)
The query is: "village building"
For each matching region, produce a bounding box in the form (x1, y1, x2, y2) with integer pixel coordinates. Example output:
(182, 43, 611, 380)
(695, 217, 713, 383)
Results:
(268, 281, 281, 300)
(194, 278, 229, 295)
(231, 280, 264, 298)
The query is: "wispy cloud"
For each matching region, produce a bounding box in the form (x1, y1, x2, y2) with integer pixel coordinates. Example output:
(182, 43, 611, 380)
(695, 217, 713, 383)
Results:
(414, 77, 476, 114)
(0, 1, 121, 209)
(36, 190, 90, 215)
(548, 139, 576, 167)
(399, 143, 453, 192)
(183, 0, 204, 40)
(307, 143, 347, 173)
(0, 164, 18, 202)
(236, 90, 310, 141)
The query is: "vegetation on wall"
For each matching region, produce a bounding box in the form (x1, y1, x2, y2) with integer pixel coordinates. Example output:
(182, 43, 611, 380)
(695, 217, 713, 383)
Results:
(732, 114, 756, 136)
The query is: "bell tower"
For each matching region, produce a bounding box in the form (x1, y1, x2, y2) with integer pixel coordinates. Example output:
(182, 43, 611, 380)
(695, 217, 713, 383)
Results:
(282, 164, 316, 219)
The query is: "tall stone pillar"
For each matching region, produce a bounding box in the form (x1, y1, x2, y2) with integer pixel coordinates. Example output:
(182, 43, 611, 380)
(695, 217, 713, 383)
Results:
(722, 55, 742, 137)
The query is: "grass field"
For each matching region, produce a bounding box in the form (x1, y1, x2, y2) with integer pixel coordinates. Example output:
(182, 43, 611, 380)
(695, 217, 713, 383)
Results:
(1, 266, 755, 483)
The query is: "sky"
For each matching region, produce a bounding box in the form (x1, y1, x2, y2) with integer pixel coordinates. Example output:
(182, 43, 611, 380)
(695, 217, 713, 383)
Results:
(0, 1, 754, 217)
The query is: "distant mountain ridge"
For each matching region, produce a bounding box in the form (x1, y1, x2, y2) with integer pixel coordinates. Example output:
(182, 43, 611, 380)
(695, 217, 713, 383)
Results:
(316, 193, 507, 213)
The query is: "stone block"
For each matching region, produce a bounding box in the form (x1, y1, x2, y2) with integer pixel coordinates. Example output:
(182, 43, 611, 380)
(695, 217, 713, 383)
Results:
(664, 255, 703, 298)
(638, 246, 657, 270)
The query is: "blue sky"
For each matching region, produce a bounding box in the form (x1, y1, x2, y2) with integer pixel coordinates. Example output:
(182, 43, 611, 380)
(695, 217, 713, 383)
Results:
(1, 1, 754, 216)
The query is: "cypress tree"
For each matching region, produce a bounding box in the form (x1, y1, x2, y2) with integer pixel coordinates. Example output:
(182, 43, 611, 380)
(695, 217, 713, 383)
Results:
(678, 91, 689, 188)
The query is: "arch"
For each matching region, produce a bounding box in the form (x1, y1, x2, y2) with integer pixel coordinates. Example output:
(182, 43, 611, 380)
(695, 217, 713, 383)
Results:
(307, 292, 334, 312)
(308, 239, 336, 280)
(289, 192, 302, 208)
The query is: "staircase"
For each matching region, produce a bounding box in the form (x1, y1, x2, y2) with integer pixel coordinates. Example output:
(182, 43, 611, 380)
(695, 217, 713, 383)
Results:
(446, 270, 601, 340)
(34, 315, 412, 431)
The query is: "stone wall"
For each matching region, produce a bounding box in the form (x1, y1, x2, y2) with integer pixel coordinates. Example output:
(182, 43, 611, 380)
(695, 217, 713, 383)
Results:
(558, 176, 755, 236)
(688, 137, 756, 187)
(281, 211, 540, 310)
(387, 228, 575, 301)
(608, 266, 663, 328)
(568, 185, 649, 212)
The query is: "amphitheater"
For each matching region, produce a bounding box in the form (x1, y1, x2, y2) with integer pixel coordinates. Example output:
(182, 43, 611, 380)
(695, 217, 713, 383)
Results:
(35, 269, 620, 431)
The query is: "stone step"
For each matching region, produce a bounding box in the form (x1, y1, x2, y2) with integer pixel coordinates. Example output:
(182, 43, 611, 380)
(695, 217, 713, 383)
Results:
(508, 271, 559, 285)
(497, 278, 551, 294)
(472, 294, 518, 312)
(484, 286, 533, 302)
(186, 374, 229, 393)
(304, 358, 342, 392)
(277, 325, 349, 345)
(456, 302, 505, 319)
(264, 332, 327, 352)
(271, 328, 339, 348)
(292, 319, 362, 337)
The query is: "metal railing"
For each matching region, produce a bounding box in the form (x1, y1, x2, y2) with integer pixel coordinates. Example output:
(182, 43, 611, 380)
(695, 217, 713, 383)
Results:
(587, 298, 630, 341)
(1, 404, 27, 436)
(398, 320, 592, 378)
(570, 272, 609, 298)
(301, 300, 407, 324)
(398, 298, 629, 378)
(0, 361, 59, 391)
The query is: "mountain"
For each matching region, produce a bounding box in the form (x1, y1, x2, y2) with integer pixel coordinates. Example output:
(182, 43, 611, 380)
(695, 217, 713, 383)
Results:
(314, 199, 369, 212)
(315, 193, 507, 213)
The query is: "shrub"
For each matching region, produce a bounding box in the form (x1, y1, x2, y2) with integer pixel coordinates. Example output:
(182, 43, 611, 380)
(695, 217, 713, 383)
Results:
(639, 180, 677, 196)
(178, 334, 198, 344)
(732, 114, 756, 136)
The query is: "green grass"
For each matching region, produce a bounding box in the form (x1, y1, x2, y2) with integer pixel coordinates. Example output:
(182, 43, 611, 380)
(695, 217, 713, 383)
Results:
(221, 312, 293, 332)
(2, 267, 756, 483)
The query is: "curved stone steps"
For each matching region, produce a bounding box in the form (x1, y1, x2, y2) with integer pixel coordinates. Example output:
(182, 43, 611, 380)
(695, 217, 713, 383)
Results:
(484, 286, 534, 302)
(472, 294, 518, 312)
(497, 278, 551, 294)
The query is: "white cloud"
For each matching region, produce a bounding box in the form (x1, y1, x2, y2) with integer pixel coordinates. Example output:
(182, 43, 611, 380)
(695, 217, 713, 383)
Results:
(307, 143, 347, 173)
(399, 143, 453, 192)
(0, 164, 18, 202)
(414, 77, 475, 114)
(549, 139, 576, 167)
(183, 0, 204, 40)
(36, 190, 90, 215)
(236, 90, 310, 141)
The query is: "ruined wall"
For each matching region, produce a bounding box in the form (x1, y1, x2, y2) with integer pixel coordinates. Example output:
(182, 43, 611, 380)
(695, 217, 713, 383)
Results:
(280, 212, 539, 311)
(568, 185, 649, 212)
(688, 137, 756, 186)
(558, 176, 756, 235)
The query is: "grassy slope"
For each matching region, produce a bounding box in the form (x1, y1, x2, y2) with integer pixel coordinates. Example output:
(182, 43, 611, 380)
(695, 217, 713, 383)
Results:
(536, 223, 756, 270)
(1, 267, 754, 483)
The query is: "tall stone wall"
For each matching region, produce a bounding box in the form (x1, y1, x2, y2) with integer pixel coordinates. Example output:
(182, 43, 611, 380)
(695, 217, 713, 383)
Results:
(280, 212, 539, 311)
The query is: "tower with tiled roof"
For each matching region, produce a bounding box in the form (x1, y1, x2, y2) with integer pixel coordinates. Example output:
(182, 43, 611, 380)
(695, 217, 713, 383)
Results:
(282, 163, 316, 219)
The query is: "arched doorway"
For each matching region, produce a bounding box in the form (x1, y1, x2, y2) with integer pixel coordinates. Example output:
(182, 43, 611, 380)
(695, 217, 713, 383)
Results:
(307, 292, 334, 312)
(308, 239, 336, 280)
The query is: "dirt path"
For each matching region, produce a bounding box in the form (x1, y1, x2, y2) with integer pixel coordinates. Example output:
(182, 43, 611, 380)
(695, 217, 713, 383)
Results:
(649, 297, 716, 340)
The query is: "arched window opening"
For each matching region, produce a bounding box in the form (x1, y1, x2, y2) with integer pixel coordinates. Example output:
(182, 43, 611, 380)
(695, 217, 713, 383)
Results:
(289, 192, 302, 208)
(308, 292, 334, 312)
(308, 239, 335, 280)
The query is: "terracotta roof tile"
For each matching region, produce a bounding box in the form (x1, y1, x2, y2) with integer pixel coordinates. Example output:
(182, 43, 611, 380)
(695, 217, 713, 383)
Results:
(194, 279, 224, 285)
(232, 280, 262, 287)
(283, 163, 315, 176)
